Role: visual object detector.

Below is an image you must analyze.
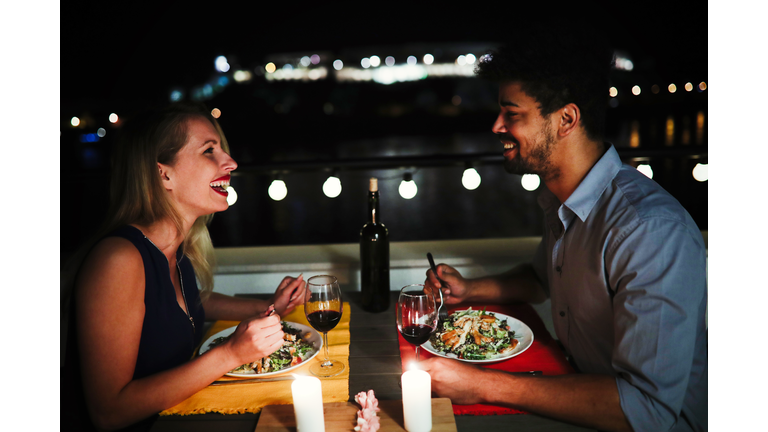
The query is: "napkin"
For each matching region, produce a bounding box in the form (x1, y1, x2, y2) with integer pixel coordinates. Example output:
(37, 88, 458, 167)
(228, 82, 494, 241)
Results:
(160, 303, 350, 416)
(398, 302, 574, 416)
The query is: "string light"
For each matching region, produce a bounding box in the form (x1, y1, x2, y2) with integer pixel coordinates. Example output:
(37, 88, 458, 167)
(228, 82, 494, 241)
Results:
(692, 163, 708, 182)
(322, 175, 342, 198)
(399, 173, 418, 199)
(462, 168, 481, 190)
(521, 174, 540, 191)
(268, 179, 288, 201)
(226, 186, 238, 205)
(637, 164, 653, 179)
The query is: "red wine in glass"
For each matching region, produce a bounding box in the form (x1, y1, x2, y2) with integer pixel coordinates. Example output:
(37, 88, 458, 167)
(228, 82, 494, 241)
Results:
(397, 284, 438, 361)
(306, 310, 341, 333)
(305, 275, 345, 378)
(400, 324, 434, 345)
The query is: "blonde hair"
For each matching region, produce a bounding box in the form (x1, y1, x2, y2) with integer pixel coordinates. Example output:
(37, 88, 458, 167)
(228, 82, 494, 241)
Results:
(61, 102, 230, 361)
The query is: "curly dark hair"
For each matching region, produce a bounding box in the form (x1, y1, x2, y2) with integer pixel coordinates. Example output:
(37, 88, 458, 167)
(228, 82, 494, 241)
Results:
(475, 21, 615, 142)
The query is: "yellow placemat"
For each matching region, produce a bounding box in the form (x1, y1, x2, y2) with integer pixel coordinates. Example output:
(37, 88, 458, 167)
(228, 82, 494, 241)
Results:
(160, 303, 350, 416)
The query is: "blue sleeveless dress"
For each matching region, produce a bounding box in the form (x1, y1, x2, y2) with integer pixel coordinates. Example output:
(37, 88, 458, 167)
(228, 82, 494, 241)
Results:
(62, 225, 206, 431)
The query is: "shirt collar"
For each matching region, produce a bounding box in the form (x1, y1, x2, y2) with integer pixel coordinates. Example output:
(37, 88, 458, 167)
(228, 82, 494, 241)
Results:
(538, 143, 622, 223)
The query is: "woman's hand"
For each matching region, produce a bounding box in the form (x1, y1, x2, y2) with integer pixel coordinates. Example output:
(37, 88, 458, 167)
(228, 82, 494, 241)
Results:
(271, 274, 306, 316)
(224, 314, 284, 366)
(425, 264, 471, 305)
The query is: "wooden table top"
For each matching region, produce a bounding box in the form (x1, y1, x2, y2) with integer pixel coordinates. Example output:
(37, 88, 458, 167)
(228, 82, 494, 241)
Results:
(150, 291, 594, 432)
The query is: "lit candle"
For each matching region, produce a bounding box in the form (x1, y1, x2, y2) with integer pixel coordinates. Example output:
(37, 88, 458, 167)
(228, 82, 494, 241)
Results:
(401, 369, 432, 432)
(291, 376, 325, 432)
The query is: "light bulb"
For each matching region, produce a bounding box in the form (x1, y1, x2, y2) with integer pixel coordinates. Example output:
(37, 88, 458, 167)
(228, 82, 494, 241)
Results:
(521, 174, 540, 191)
(692, 163, 708, 182)
(268, 179, 287, 201)
(322, 176, 342, 198)
(226, 186, 238, 206)
(399, 176, 418, 199)
(462, 168, 481, 190)
(637, 164, 653, 179)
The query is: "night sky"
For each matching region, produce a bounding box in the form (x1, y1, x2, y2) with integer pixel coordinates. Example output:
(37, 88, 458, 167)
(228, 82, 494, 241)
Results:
(61, 0, 708, 116)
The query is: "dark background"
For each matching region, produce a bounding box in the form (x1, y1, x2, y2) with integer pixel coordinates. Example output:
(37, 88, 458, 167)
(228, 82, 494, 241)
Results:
(60, 1, 708, 259)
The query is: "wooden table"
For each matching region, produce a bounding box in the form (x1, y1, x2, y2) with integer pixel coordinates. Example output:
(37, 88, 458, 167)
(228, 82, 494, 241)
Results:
(150, 291, 594, 431)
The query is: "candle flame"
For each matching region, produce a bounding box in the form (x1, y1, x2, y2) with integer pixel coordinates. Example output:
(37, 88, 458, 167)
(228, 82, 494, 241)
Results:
(407, 361, 419, 371)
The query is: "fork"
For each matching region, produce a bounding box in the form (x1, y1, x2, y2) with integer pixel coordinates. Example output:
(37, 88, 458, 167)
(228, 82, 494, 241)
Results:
(427, 253, 449, 321)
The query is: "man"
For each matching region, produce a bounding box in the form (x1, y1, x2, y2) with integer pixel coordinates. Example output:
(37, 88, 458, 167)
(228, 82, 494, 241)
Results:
(422, 25, 707, 432)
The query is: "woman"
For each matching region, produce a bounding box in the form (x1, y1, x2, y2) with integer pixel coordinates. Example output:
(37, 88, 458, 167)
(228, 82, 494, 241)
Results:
(61, 101, 306, 431)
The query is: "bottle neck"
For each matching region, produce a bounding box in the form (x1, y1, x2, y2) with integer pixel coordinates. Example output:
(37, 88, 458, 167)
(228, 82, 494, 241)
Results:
(368, 191, 380, 224)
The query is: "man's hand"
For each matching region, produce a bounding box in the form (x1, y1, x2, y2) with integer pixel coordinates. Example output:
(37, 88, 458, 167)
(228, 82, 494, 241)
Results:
(419, 357, 489, 405)
(425, 264, 471, 305)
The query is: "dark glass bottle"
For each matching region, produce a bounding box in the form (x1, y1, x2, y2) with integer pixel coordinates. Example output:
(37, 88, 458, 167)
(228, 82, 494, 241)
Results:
(360, 177, 390, 312)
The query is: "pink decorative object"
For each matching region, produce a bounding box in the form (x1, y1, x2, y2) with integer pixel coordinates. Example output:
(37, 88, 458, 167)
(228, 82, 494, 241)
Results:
(354, 390, 381, 432)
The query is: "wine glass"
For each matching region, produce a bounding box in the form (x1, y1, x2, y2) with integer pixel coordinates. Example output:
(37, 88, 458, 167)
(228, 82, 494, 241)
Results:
(397, 284, 438, 361)
(304, 275, 345, 377)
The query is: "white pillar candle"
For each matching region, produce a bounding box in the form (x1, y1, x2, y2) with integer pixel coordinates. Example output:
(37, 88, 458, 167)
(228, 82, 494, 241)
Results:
(291, 376, 325, 432)
(401, 369, 432, 432)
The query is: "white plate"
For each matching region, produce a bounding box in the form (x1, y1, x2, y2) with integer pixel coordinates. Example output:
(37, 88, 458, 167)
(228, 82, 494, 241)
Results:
(199, 322, 323, 377)
(422, 311, 534, 363)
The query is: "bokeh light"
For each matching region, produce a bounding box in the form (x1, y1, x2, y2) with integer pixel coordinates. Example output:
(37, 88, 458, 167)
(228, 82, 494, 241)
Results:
(333, 59, 344, 70)
(370, 56, 381, 67)
(322, 176, 342, 198)
(685, 82, 694, 92)
(226, 186, 238, 205)
(423, 54, 434, 65)
(699, 81, 707, 91)
(71, 116, 80, 127)
(265, 62, 276, 73)
(521, 174, 540, 191)
(109, 113, 118, 123)
(268, 180, 288, 201)
(609, 87, 618, 97)
(211, 108, 221, 118)
(632, 85, 641, 95)
(399, 175, 418, 199)
(215, 56, 230, 73)
(636, 164, 653, 179)
(462, 168, 481, 190)
(692, 163, 708, 182)
(668, 83, 677, 93)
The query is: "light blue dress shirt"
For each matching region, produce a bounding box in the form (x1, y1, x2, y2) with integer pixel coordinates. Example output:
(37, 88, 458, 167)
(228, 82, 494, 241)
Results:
(532, 144, 707, 432)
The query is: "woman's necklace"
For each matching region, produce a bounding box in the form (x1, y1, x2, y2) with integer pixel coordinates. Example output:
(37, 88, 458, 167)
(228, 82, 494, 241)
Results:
(176, 262, 196, 333)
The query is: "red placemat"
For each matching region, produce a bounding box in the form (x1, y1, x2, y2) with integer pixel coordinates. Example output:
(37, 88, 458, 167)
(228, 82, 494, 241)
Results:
(398, 302, 575, 415)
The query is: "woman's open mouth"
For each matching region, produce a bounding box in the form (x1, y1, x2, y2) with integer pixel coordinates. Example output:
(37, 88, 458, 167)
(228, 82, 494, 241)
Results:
(210, 176, 230, 196)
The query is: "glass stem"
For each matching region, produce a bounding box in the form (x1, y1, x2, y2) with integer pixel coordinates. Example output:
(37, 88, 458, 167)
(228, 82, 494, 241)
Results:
(415, 345, 420, 362)
(322, 331, 332, 367)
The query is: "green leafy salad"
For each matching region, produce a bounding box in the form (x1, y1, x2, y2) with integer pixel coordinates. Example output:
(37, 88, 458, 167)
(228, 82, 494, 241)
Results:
(428, 308, 520, 360)
(209, 322, 315, 374)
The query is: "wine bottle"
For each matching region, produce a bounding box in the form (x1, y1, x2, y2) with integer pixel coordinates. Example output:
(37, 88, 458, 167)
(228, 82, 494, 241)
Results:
(360, 177, 390, 312)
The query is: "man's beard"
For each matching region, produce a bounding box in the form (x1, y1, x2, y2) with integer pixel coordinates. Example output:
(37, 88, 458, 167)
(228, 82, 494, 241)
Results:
(503, 123, 559, 182)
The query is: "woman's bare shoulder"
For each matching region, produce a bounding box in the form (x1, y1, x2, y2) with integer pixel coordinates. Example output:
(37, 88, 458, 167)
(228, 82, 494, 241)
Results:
(76, 236, 145, 297)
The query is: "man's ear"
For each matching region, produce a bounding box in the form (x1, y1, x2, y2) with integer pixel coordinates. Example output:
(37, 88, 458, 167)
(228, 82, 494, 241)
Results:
(158, 163, 172, 190)
(557, 103, 581, 137)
